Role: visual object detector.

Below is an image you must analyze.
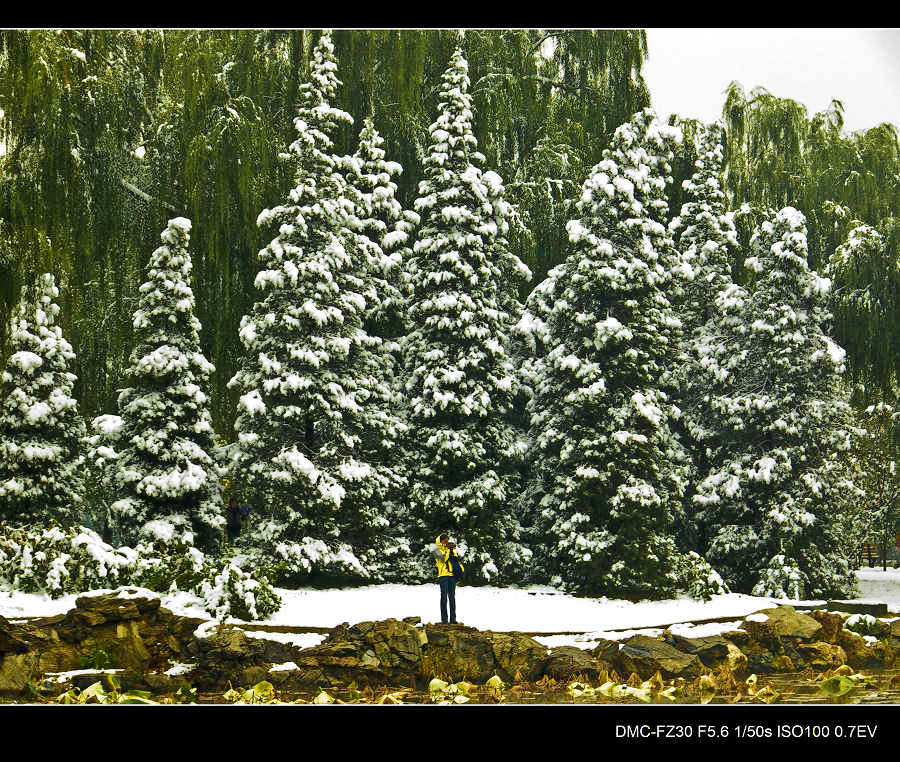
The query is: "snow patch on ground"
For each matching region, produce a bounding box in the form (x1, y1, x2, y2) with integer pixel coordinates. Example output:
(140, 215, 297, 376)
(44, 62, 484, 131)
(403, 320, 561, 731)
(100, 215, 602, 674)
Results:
(2, 569, 897, 638)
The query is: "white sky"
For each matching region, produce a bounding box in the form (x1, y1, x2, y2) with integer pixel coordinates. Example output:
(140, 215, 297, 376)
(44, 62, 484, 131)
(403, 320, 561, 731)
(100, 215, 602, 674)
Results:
(643, 28, 900, 134)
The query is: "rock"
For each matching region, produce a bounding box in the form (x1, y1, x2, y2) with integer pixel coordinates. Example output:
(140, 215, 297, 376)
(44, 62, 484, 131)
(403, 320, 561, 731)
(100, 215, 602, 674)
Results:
(347, 619, 423, 673)
(808, 610, 844, 643)
(73, 594, 143, 622)
(591, 638, 620, 664)
(542, 646, 604, 681)
(665, 633, 730, 667)
(402, 617, 422, 626)
(285, 639, 387, 689)
(827, 600, 888, 617)
(0, 652, 39, 692)
(240, 665, 269, 687)
(796, 642, 847, 671)
(892, 620, 900, 638)
(487, 632, 548, 682)
(421, 624, 496, 683)
(837, 629, 885, 669)
(724, 642, 748, 675)
(743, 606, 822, 642)
(194, 627, 266, 663)
(736, 641, 780, 674)
(0, 616, 37, 654)
(617, 635, 703, 679)
(144, 672, 173, 694)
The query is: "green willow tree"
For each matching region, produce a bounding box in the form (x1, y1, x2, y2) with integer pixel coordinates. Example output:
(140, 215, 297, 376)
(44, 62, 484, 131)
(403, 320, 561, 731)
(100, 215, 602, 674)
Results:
(719, 82, 900, 396)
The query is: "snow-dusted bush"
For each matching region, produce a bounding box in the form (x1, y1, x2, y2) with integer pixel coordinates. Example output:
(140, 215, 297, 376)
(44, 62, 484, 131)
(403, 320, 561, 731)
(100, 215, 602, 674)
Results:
(0, 518, 282, 621)
(673, 551, 730, 602)
(127, 516, 210, 593)
(198, 556, 282, 622)
(0, 273, 86, 524)
(0, 521, 136, 596)
(843, 613, 890, 638)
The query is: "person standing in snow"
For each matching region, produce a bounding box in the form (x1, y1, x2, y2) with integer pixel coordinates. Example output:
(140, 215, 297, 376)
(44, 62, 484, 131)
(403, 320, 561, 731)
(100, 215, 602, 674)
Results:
(225, 496, 250, 544)
(433, 534, 464, 624)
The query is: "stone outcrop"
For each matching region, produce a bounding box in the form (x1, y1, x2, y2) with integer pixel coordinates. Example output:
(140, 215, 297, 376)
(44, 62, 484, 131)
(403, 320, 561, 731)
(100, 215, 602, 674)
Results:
(1, 592, 898, 697)
(617, 635, 704, 679)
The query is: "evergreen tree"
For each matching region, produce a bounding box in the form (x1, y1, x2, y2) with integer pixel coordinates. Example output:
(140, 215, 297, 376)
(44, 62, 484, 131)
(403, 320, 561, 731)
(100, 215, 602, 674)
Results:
(690, 207, 856, 598)
(521, 110, 689, 598)
(0, 273, 85, 524)
(402, 49, 529, 582)
(669, 122, 739, 335)
(228, 32, 399, 582)
(112, 218, 223, 550)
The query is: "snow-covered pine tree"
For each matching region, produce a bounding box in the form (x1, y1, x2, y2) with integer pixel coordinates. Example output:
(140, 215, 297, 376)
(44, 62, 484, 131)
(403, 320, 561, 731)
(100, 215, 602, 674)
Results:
(521, 110, 690, 598)
(346, 117, 419, 347)
(228, 32, 399, 582)
(691, 207, 856, 599)
(0, 273, 85, 525)
(669, 121, 739, 336)
(338, 117, 421, 580)
(668, 122, 740, 552)
(111, 218, 223, 551)
(402, 48, 530, 582)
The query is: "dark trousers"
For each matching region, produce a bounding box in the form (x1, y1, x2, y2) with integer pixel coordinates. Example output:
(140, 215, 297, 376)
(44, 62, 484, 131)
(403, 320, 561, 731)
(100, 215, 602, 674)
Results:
(439, 576, 457, 624)
(226, 525, 241, 542)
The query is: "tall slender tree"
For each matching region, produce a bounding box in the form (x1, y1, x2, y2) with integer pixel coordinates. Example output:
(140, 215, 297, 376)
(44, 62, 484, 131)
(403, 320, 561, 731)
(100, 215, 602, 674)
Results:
(111, 218, 223, 550)
(0, 273, 85, 524)
(691, 207, 856, 598)
(520, 110, 689, 597)
(228, 32, 400, 581)
(402, 48, 529, 582)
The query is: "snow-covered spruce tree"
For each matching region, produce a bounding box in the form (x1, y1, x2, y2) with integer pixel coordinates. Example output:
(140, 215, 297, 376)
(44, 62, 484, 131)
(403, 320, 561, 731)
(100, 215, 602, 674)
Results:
(521, 110, 690, 599)
(401, 48, 531, 583)
(0, 273, 85, 525)
(690, 207, 856, 599)
(339, 117, 422, 580)
(668, 121, 739, 336)
(228, 32, 400, 582)
(345, 117, 419, 347)
(111, 218, 223, 551)
(668, 122, 740, 552)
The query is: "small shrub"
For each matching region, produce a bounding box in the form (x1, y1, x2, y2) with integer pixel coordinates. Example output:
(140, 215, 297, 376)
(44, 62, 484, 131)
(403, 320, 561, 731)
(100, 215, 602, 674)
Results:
(675, 551, 730, 601)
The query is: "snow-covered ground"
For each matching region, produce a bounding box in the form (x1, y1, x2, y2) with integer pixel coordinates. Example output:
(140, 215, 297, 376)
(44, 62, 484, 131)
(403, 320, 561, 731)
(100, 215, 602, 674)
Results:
(3, 568, 898, 653)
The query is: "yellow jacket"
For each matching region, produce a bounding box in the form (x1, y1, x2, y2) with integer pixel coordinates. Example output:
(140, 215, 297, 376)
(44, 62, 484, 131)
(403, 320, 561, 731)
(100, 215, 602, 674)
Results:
(434, 535, 464, 578)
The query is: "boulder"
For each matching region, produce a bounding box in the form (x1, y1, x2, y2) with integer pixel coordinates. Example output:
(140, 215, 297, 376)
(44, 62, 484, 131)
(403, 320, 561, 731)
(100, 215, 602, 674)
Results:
(0, 616, 41, 654)
(807, 610, 844, 644)
(542, 646, 604, 682)
(486, 632, 548, 682)
(891, 619, 900, 639)
(591, 638, 621, 665)
(665, 633, 731, 667)
(743, 606, 822, 644)
(796, 641, 847, 671)
(192, 627, 266, 663)
(346, 619, 423, 673)
(616, 635, 703, 679)
(0, 652, 39, 693)
(724, 642, 748, 675)
(837, 629, 885, 669)
(421, 624, 496, 683)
